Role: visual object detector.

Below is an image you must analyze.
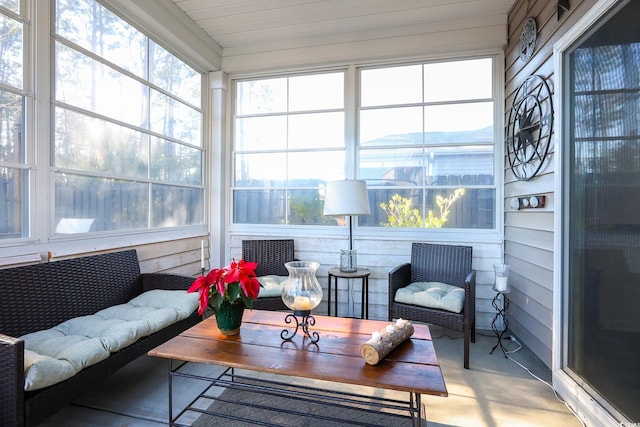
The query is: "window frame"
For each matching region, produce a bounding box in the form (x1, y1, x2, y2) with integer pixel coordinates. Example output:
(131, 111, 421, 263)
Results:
(0, 0, 210, 255)
(230, 54, 503, 239)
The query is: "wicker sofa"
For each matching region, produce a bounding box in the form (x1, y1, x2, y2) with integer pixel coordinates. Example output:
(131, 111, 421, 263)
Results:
(0, 249, 201, 427)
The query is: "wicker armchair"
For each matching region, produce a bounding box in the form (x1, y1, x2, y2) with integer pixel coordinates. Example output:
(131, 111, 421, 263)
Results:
(242, 239, 295, 311)
(388, 243, 476, 369)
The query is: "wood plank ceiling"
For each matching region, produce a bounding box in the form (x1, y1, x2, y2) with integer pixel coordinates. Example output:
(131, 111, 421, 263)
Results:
(171, 0, 517, 51)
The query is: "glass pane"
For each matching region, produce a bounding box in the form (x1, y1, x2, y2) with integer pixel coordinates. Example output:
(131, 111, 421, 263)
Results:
(151, 184, 203, 227)
(150, 137, 201, 185)
(288, 151, 344, 185)
(55, 174, 148, 232)
(289, 189, 334, 225)
(0, 167, 27, 239)
(235, 152, 286, 187)
(55, 0, 146, 77)
(150, 89, 201, 144)
(567, 1, 640, 421)
(289, 112, 344, 149)
(425, 102, 494, 143)
(360, 107, 423, 146)
(360, 148, 423, 185)
(424, 58, 492, 102)
(289, 72, 344, 111)
(575, 93, 639, 139)
(0, 13, 23, 88)
(425, 146, 494, 185)
(0, 90, 23, 163)
(0, 0, 19, 13)
(150, 40, 201, 107)
(233, 189, 286, 224)
(236, 78, 287, 115)
(54, 108, 148, 178)
(363, 188, 422, 227)
(55, 42, 148, 128)
(364, 188, 494, 229)
(235, 116, 287, 151)
(361, 65, 422, 107)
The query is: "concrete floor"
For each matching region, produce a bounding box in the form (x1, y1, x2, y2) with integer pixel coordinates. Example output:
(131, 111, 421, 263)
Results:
(38, 326, 584, 427)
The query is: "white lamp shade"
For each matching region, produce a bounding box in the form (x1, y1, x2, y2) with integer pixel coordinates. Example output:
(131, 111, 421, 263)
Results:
(323, 180, 371, 216)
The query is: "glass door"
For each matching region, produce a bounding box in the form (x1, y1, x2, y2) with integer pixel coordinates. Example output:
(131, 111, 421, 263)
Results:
(564, 0, 640, 421)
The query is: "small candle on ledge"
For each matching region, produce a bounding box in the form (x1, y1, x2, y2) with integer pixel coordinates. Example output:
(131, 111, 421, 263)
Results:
(200, 240, 205, 270)
(371, 331, 381, 342)
(292, 295, 312, 310)
(385, 324, 395, 334)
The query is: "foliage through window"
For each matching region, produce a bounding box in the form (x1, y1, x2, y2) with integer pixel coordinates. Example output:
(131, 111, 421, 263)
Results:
(53, 0, 203, 234)
(0, 1, 27, 239)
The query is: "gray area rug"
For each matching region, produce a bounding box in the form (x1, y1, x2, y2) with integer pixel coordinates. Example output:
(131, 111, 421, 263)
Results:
(189, 373, 417, 427)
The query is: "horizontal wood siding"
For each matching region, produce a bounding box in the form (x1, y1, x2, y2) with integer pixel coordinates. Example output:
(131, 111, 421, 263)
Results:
(1, 238, 209, 279)
(505, 0, 597, 368)
(229, 232, 502, 329)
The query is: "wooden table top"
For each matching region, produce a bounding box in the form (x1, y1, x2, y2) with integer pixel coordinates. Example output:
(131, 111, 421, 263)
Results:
(148, 310, 447, 397)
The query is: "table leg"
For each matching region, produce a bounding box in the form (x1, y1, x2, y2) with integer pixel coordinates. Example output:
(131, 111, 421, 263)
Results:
(327, 274, 332, 316)
(334, 276, 338, 317)
(168, 359, 173, 425)
(360, 277, 365, 319)
(364, 276, 369, 319)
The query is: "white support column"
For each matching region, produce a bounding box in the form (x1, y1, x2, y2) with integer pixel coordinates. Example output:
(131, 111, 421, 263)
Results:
(209, 71, 228, 268)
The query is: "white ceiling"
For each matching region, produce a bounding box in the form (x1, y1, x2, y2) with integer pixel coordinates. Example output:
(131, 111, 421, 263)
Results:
(171, 0, 517, 51)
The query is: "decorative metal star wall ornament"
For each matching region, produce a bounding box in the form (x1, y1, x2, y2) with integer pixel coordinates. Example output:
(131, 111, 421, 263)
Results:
(506, 75, 554, 181)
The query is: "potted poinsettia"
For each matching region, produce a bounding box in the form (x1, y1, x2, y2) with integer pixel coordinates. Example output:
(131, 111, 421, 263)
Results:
(188, 259, 260, 335)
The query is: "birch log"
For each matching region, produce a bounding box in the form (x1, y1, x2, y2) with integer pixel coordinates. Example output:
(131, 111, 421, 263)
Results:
(360, 319, 414, 365)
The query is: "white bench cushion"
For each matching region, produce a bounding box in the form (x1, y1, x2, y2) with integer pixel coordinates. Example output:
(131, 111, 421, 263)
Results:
(394, 281, 465, 314)
(21, 289, 198, 391)
(257, 275, 288, 298)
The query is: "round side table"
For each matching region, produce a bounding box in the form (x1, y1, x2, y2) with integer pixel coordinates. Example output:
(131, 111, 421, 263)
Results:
(327, 267, 371, 319)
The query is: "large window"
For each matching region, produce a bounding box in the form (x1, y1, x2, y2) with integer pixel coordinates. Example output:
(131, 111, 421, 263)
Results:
(359, 59, 496, 229)
(233, 72, 345, 225)
(53, 0, 203, 234)
(0, 1, 28, 239)
(232, 57, 498, 230)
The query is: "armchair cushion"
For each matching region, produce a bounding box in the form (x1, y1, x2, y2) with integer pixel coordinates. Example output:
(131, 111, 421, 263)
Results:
(257, 275, 288, 298)
(394, 281, 465, 313)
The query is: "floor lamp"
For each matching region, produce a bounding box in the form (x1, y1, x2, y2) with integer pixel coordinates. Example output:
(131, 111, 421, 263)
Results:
(323, 180, 370, 272)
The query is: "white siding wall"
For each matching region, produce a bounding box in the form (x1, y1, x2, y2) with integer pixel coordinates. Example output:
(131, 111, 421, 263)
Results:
(228, 232, 502, 328)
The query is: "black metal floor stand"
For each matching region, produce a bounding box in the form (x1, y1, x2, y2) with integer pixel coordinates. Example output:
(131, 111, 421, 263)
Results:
(490, 291, 510, 357)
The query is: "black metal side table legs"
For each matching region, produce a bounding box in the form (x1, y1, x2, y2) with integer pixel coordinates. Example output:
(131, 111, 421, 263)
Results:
(490, 292, 510, 357)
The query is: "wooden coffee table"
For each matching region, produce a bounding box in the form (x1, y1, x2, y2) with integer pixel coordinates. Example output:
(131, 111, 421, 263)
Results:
(149, 310, 447, 426)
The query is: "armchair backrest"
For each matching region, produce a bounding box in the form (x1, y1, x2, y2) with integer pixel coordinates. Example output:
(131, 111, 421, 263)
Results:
(410, 243, 473, 287)
(242, 239, 295, 277)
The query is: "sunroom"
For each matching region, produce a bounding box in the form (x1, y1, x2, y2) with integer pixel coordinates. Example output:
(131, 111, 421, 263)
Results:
(1, 0, 638, 425)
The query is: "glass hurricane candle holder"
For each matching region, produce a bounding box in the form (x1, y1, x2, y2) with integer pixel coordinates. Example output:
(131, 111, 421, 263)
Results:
(281, 261, 323, 343)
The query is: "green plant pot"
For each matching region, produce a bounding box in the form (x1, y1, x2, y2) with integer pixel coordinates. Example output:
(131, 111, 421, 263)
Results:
(214, 301, 245, 336)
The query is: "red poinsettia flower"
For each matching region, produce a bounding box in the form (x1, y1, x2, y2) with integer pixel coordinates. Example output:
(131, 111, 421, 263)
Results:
(188, 259, 261, 315)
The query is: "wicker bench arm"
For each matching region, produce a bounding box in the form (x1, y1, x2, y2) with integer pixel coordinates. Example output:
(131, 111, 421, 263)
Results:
(0, 334, 24, 427)
(388, 263, 411, 320)
(141, 273, 195, 292)
(464, 270, 477, 315)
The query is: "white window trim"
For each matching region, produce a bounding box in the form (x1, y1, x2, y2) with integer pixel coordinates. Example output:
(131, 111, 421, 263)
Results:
(228, 52, 504, 241)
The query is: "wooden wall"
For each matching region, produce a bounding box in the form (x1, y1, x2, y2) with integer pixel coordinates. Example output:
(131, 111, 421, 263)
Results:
(0, 237, 208, 279)
(229, 233, 502, 328)
(505, 0, 598, 368)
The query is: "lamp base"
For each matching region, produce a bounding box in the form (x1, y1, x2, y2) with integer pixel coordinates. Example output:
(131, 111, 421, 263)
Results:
(340, 249, 357, 272)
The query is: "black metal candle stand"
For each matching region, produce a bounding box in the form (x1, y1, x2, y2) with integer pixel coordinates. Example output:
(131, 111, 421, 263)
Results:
(281, 310, 320, 343)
